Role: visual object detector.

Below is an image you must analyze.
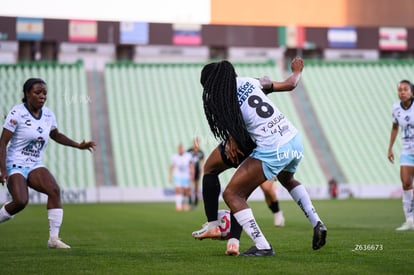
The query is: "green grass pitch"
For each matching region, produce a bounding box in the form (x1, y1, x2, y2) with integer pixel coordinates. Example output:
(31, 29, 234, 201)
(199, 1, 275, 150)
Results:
(0, 198, 412, 274)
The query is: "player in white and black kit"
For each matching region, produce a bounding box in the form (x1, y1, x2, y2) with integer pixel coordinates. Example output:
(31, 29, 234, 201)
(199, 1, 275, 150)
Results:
(201, 58, 327, 256)
(388, 80, 414, 231)
(0, 78, 96, 249)
(187, 138, 204, 207)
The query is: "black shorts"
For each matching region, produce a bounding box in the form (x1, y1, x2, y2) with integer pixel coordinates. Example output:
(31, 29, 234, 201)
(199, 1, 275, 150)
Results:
(218, 140, 251, 168)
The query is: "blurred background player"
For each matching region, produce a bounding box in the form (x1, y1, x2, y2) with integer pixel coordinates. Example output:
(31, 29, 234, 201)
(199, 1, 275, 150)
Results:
(169, 143, 194, 211)
(261, 178, 285, 226)
(388, 79, 414, 230)
(0, 78, 96, 249)
(187, 137, 204, 208)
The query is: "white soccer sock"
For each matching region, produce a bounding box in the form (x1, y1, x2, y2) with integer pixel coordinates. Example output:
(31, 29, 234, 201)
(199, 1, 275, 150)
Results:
(208, 220, 219, 228)
(0, 203, 13, 223)
(227, 238, 239, 246)
(48, 208, 63, 238)
(402, 189, 414, 222)
(175, 194, 183, 209)
(290, 185, 321, 227)
(234, 208, 271, 250)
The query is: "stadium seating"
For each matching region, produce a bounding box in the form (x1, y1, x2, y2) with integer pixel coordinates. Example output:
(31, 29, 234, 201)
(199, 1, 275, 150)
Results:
(302, 60, 413, 186)
(6, 59, 408, 194)
(0, 62, 96, 189)
(104, 61, 327, 188)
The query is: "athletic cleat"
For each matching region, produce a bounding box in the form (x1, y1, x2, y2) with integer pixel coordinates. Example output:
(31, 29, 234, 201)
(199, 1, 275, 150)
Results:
(274, 211, 285, 227)
(396, 220, 414, 231)
(47, 236, 71, 249)
(192, 222, 221, 240)
(225, 241, 240, 256)
(240, 245, 275, 257)
(312, 221, 327, 250)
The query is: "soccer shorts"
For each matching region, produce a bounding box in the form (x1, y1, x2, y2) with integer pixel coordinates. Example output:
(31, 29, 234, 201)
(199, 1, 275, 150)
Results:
(6, 162, 44, 179)
(173, 177, 191, 188)
(400, 154, 414, 167)
(250, 133, 304, 180)
(218, 140, 253, 168)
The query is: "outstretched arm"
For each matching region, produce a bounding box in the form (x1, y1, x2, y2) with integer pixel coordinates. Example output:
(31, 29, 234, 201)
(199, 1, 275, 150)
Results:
(261, 56, 304, 94)
(49, 128, 96, 152)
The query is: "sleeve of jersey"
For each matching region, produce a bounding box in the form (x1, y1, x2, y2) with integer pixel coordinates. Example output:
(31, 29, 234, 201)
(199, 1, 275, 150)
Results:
(50, 110, 58, 130)
(3, 108, 18, 133)
(391, 105, 398, 124)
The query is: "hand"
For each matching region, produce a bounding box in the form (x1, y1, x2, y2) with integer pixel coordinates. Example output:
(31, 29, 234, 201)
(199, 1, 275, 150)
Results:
(225, 138, 244, 165)
(0, 172, 7, 185)
(259, 75, 272, 88)
(79, 140, 97, 152)
(388, 150, 394, 163)
(291, 57, 304, 73)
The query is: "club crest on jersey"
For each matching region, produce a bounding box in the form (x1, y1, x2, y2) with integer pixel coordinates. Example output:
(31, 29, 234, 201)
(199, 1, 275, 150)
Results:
(9, 119, 17, 125)
(37, 126, 43, 133)
(405, 116, 410, 122)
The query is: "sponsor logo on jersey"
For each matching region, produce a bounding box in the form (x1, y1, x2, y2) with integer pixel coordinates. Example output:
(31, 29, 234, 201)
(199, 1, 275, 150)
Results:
(21, 137, 45, 158)
(237, 81, 255, 106)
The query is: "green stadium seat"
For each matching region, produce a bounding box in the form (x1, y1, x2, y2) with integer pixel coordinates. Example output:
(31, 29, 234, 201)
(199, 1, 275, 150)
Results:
(303, 60, 412, 186)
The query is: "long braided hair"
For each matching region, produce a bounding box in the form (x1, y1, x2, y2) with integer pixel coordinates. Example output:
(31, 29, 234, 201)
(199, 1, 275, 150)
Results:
(200, 60, 255, 153)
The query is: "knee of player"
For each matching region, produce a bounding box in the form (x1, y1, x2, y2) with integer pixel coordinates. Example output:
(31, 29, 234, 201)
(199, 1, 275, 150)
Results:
(13, 197, 29, 211)
(222, 188, 235, 203)
(402, 181, 413, 190)
(47, 184, 62, 199)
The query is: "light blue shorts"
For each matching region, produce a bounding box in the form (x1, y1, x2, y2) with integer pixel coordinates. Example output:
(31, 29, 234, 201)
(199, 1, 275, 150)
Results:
(6, 162, 44, 179)
(173, 177, 191, 188)
(250, 133, 304, 180)
(400, 154, 414, 167)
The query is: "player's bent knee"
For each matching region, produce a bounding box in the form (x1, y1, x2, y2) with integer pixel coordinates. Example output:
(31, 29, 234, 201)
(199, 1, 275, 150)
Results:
(47, 184, 61, 198)
(13, 197, 29, 211)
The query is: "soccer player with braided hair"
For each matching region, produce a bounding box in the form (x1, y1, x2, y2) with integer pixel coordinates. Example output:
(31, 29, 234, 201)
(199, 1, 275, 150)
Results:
(199, 58, 327, 256)
(192, 59, 309, 254)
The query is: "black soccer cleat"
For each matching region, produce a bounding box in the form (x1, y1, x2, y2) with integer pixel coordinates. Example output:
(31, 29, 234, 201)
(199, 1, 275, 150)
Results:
(240, 245, 275, 257)
(313, 221, 327, 250)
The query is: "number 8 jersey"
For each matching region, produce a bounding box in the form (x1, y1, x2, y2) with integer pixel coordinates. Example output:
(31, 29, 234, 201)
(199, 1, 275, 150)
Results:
(237, 77, 298, 150)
